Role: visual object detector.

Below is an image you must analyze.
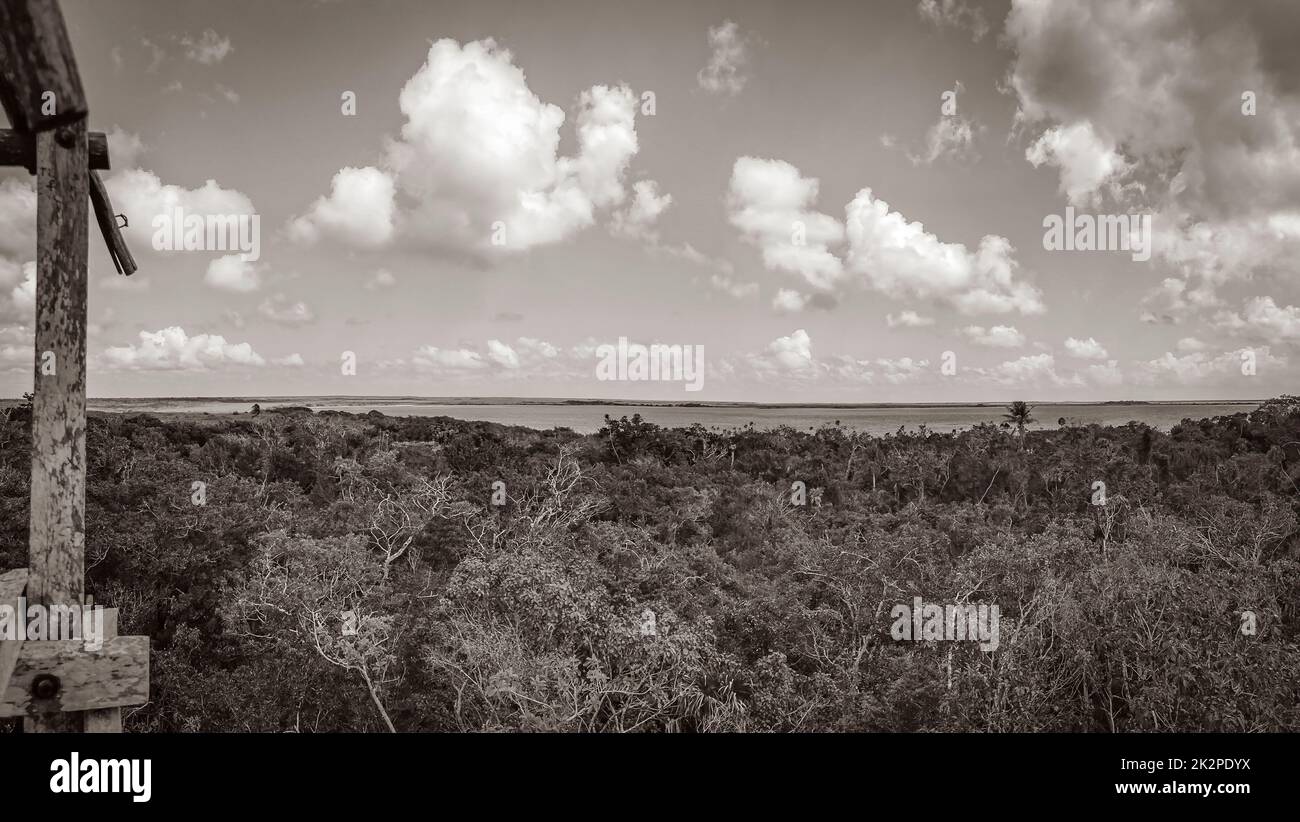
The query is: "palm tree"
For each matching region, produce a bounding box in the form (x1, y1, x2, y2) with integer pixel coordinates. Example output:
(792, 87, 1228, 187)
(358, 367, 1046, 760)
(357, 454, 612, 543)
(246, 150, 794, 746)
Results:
(1004, 401, 1034, 441)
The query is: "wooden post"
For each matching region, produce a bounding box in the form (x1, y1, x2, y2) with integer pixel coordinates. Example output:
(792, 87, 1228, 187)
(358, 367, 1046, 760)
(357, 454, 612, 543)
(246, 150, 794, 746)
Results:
(0, 0, 144, 733)
(25, 120, 89, 733)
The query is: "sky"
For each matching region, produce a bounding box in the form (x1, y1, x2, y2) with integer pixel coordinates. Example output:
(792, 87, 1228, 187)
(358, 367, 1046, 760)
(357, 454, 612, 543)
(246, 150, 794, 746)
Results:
(1, 0, 1298, 402)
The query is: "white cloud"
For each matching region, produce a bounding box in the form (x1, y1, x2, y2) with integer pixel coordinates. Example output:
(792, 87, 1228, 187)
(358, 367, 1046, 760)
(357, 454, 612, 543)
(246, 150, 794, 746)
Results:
(408, 335, 564, 377)
(181, 29, 232, 65)
(917, 0, 988, 42)
(515, 337, 559, 359)
(844, 188, 1044, 315)
(907, 83, 979, 167)
(963, 325, 1026, 347)
(1176, 337, 1207, 353)
(872, 356, 931, 385)
(396, 41, 641, 255)
(0, 180, 36, 258)
(101, 327, 266, 371)
(1238, 297, 1300, 342)
(0, 259, 34, 323)
(1006, 0, 1300, 297)
(728, 157, 845, 290)
(412, 345, 488, 371)
(709, 274, 759, 299)
(887, 310, 935, 328)
(1085, 359, 1124, 387)
(749, 328, 817, 377)
(1064, 336, 1108, 359)
(257, 294, 315, 326)
(486, 339, 519, 369)
(697, 20, 752, 95)
(977, 353, 1080, 388)
(365, 268, 397, 290)
(10, 263, 34, 316)
(205, 255, 262, 292)
(287, 166, 396, 249)
(772, 289, 809, 314)
(274, 353, 305, 367)
(106, 127, 145, 170)
(610, 180, 672, 242)
(106, 169, 257, 253)
(1025, 122, 1128, 206)
(1133, 347, 1286, 386)
(295, 41, 646, 258)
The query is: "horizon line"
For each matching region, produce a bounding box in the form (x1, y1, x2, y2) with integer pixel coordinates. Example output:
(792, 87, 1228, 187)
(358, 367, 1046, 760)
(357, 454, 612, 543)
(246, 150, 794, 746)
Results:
(53, 395, 1271, 408)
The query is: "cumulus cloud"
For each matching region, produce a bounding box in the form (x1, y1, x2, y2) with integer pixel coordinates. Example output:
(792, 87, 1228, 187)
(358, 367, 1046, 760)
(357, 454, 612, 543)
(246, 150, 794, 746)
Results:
(1025, 122, 1129, 206)
(292, 40, 646, 258)
(0, 259, 35, 323)
(204, 255, 262, 292)
(748, 328, 817, 377)
(408, 335, 563, 377)
(106, 169, 258, 253)
(1214, 296, 1300, 343)
(697, 20, 753, 95)
(772, 289, 809, 314)
(0, 179, 36, 258)
(1084, 359, 1124, 387)
(101, 327, 266, 371)
(962, 325, 1025, 347)
(1005, 0, 1300, 295)
(886, 310, 935, 328)
(917, 0, 989, 42)
(1133, 347, 1286, 386)
(974, 353, 1080, 389)
(727, 157, 845, 290)
(1064, 336, 1108, 359)
(286, 166, 396, 249)
(726, 156, 1043, 315)
(610, 180, 672, 242)
(106, 126, 146, 170)
(412, 345, 489, 371)
(844, 188, 1044, 315)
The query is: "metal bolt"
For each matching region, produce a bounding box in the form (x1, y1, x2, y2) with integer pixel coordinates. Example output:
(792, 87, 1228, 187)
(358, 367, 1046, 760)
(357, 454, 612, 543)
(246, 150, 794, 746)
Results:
(31, 674, 60, 700)
(55, 127, 76, 149)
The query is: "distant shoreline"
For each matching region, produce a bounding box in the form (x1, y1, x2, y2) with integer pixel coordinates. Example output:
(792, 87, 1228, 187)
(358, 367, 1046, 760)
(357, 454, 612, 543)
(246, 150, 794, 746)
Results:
(24, 396, 1268, 410)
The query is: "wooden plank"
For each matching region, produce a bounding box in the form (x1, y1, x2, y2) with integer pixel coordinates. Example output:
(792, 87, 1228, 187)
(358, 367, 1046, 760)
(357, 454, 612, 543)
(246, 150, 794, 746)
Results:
(83, 607, 123, 731)
(0, 635, 149, 717)
(0, 568, 28, 693)
(89, 170, 137, 275)
(0, 129, 110, 172)
(0, 0, 87, 132)
(25, 119, 89, 733)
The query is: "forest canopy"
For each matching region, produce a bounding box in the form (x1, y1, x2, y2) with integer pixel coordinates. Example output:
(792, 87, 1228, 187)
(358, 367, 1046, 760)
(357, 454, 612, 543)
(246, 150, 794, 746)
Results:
(1, 397, 1297, 732)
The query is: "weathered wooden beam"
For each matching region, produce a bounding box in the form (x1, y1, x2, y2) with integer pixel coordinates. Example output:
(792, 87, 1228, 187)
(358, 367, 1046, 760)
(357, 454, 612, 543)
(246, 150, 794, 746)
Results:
(0, 0, 87, 132)
(90, 170, 137, 275)
(26, 118, 89, 733)
(0, 568, 28, 693)
(83, 607, 123, 731)
(0, 128, 109, 171)
(0, 635, 149, 717)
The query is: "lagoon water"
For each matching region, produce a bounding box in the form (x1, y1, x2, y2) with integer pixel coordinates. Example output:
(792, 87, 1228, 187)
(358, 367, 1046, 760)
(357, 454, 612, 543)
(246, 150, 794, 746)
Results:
(86, 398, 1259, 436)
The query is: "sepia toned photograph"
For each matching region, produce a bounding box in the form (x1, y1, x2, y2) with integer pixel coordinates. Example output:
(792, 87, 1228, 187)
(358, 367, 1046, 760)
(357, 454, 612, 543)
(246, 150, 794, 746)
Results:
(0, 0, 1295, 803)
